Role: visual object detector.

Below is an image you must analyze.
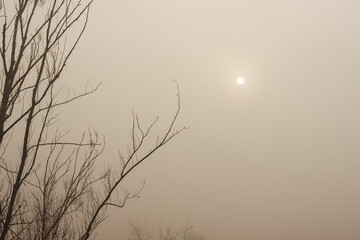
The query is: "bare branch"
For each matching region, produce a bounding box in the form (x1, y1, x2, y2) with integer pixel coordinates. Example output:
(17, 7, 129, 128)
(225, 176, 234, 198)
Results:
(0, 1, 187, 240)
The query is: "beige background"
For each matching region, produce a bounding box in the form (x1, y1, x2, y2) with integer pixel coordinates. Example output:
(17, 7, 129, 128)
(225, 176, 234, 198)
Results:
(58, 0, 360, 239)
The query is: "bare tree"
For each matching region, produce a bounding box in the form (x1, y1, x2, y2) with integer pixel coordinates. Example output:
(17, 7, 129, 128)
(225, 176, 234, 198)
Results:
(127, 220, 208, 240)
(0, 1, 186, 240)
(127, 221, 155, 240)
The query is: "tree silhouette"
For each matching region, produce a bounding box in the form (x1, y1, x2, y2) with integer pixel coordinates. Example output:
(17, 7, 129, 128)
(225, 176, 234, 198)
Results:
(127, 220, 208, 240)
(0, 1, 186, 239)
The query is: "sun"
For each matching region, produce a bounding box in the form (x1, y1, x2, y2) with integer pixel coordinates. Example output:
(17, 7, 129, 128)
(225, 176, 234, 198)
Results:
(236, 76, 245, 85)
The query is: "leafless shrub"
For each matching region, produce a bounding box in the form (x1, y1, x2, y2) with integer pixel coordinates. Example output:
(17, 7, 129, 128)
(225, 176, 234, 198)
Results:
(127, 220, 208, 240)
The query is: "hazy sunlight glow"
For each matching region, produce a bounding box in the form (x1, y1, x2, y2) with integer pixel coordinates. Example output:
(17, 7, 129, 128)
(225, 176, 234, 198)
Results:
(236, 76, 245, 85)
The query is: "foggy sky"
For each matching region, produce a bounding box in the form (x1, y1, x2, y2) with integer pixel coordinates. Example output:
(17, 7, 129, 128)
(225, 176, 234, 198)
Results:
(60, 0, 360, 239)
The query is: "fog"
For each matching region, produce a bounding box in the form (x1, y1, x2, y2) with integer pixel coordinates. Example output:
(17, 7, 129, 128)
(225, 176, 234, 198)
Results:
(60, 0, 360, 239)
